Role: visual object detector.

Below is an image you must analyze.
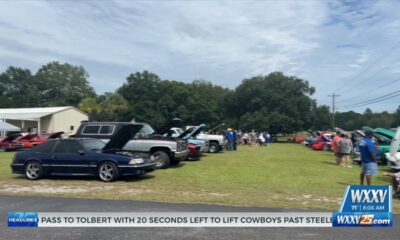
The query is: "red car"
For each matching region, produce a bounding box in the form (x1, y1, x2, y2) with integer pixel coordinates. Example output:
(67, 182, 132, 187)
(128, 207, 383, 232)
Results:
(311, 134, 332, 151)
(0, 133, 25, 151)
(188, 143, 202, 159)
(294, 137, 305, 143)
(28, 131, 64, 147)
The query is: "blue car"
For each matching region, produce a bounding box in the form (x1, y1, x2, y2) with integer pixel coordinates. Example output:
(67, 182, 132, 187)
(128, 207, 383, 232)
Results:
(11, 124, 156, 182)
(178, 124, 209, 153)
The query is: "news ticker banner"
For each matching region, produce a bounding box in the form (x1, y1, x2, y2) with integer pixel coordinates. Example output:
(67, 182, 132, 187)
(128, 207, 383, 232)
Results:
(7, 185, 393, 228)
(8, 212, 332, 227)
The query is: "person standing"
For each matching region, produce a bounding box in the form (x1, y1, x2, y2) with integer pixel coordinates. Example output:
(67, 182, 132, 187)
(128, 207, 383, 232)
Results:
(250, 130, 257, 147)
(382, 171, 400, 198)
(233, 130, 238, 151)
(338, 133, 353, 168)
(358, 130, 377, 185)
(225, 128, 233, 151)
(332, 131, 342, 165)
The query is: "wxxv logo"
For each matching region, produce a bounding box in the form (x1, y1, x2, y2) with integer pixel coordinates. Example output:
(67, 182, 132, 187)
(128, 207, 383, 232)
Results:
(332, 185, 392, 227)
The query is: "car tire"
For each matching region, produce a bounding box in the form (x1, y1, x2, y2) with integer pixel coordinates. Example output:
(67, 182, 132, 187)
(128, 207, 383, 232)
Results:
(98, 162, 119, 182)
(25, 161, 43, 180)
(208, 142, 220, 153)
(152, 151, 170, 169)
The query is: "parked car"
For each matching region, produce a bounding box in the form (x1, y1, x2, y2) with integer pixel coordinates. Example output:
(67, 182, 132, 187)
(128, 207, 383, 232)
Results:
(302, 131, 319, 146)
(188, 143, 202, 159)
(74, 120, 188, 169)
(169, 124, 209, 153)
(361, 127, 393, 164)
(11, 124, 156, 182)
(386, 127, 400, 170)
(0, 133, 35, 151)
(193, 123, 226, 153)
(311, 134, 332, 151)
(29, 132, 65, 147)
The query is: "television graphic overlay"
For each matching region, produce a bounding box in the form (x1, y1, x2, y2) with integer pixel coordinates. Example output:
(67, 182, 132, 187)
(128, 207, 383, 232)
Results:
(332, 185, 392, 227)
(8, 212, 38, 227)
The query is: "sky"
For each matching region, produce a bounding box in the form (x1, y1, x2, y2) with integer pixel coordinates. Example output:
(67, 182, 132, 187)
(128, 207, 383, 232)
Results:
(0, 0, 399, 113)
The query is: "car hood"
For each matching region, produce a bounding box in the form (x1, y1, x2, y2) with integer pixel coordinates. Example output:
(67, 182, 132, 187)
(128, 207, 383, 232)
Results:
(374, 128, 395, 139)
(179, 124, 206, 139)
(19, 134, 38, 141)
(155, 118, 183, 135)
(103, 124, 143, 150)
(48, 131, 64, 139)
(1, 134, 21, 142)
(207, 123, 226, 134)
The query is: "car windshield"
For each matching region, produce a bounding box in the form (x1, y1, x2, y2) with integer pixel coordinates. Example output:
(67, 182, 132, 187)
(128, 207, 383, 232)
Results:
(81, 139, 106, 151)
(139, 124, 155, 137)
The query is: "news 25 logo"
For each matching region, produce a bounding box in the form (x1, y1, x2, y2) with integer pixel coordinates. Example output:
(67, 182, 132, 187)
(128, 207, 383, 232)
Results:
(8, 212, 38, 227)
(332, 185, 392, 227)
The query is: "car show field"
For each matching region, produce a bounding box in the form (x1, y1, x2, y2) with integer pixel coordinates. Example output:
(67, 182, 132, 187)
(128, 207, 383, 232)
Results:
(1, 143, 399, 212)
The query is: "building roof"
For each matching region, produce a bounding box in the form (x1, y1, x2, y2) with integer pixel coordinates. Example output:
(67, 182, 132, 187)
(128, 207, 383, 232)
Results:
(0, 106, 87, 120)
(0, 121, 20, 131)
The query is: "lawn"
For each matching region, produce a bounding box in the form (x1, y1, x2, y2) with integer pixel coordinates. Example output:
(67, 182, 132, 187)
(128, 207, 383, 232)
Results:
(0, 144, 398, 212)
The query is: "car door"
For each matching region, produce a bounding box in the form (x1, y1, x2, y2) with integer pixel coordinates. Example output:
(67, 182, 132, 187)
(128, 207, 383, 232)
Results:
(51, 140, 90, 175)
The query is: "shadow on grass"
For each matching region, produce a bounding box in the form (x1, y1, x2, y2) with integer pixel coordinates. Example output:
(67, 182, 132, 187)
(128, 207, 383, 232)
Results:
(10, 174, 156, 182)
(321, 161, 338, 166)
(168, 162, 186, 169)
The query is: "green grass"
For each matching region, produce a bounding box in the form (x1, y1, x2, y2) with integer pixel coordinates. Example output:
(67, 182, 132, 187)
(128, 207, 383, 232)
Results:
(0, 144, 398, 212)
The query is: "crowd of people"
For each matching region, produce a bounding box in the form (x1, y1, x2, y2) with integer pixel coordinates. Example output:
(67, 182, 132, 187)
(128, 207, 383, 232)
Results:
(331, 129, 400, 197)
(224, 129, 273, 151)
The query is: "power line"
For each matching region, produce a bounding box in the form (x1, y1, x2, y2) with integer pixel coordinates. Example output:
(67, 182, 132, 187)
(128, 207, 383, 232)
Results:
(337, 90, 400, 109)
(336, 57, 400, 103)
(333, 41, 400, 93)
(337, 77, 400, 104)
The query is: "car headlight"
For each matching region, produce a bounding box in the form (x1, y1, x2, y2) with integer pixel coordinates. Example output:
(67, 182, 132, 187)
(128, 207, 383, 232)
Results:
(129, 158, 144, 165)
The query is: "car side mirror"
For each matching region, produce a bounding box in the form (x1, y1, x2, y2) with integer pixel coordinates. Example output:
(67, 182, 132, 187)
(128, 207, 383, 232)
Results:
(77, 150, 85, 155)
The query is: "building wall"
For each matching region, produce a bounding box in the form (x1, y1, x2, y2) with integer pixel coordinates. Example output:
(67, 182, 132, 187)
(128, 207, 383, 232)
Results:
(49, 109, 88, 135)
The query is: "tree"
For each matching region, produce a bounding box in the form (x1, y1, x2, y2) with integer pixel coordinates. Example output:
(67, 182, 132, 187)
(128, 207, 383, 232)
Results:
(78, 97, 101, 120)
(0, 66, 38, 108)
(229, 72, 315, 133)
(34, 61, 95, 106)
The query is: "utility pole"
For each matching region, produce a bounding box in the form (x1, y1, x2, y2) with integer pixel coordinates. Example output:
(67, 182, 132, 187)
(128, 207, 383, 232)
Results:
(328, 93, 340, 130)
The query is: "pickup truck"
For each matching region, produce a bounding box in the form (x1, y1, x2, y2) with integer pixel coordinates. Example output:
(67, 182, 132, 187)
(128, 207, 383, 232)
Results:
(73, 119, 188, 169)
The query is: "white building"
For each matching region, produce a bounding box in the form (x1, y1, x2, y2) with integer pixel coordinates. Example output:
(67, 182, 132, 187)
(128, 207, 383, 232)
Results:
(0, 106, 88, 135)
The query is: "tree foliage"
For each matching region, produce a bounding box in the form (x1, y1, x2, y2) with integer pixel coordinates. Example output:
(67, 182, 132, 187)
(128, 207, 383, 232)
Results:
(1, 63, 398, 133)
(0, 67, 38, 108)
(226, 72, 316, 134)
(34, 61, 95, 106)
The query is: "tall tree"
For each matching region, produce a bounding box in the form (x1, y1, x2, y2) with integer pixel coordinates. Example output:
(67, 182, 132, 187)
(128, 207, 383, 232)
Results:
(0, 66, 38, 108)
(229, 72, 315, 134)
(34, 61, 95, 106)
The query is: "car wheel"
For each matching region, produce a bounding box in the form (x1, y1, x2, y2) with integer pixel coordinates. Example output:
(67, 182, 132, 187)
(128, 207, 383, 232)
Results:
(98, 162, 119, 182)
(25, 161, 43, 180)
(152, 151, 170, 169)
(208, 142, 220, 153)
